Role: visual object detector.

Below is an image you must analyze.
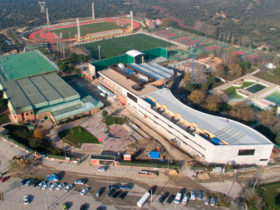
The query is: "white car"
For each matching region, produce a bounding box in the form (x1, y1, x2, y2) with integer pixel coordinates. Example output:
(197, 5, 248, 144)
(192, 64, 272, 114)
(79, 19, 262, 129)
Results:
(56, 183, 66, 191)
(64, 184, 74, 192)
(23, 195, 30, 204)
(174, 192, 182, 204)
(190, 191, 196, 200)
(182, 193, 190, 205)
(80, 187, 91, 196)
(205, 196, 211, 205)
(42, 183, 50, 190)
(49, 183, 58, 190)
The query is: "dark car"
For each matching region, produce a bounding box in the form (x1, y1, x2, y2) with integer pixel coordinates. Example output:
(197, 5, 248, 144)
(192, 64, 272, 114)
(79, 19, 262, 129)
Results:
(119, 191, 128, 200)
(27, 179, 34, 186)
(107, 188, 116, 197)
(80, 203, 89, 210)
(96, 187, 106, 197)
(159, 192, 170, 203)
(120, 183, 134, 190)
(112, 190, 122, 199)
(109, 183, 121, 190)
(167, 194, 175, 204)
(20, 179, 29, 186)
(32, 179, 40, 187)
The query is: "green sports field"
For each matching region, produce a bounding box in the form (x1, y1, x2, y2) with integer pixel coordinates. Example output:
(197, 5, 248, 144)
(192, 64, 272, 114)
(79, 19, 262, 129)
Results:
(51, 22, 120, 39)
(80, 33, 174, 59)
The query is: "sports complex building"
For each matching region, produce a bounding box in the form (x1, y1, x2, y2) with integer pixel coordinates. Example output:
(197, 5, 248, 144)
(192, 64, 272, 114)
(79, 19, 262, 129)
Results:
(0, 51, 103, 124)
(96, 50, 273, 165)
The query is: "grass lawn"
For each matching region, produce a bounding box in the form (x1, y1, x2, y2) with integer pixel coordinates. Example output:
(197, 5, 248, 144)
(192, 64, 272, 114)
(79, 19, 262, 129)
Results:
(223, 86, 244, 99)
(105, 116, 126, 126)
(58, 126, 99, 148)
(80, 33, 173, 59)
(241, 81, 255, 88)
(257, 182, 280, 209)
(51, 22, 120, 39)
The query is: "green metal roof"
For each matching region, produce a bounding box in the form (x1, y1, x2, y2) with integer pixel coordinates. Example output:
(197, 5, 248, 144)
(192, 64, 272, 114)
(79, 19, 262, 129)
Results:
(0, 50, 58, 82)
(4, 72, 80, 113)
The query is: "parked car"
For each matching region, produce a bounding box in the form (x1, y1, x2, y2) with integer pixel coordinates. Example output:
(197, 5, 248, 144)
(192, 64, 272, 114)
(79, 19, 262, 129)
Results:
(109, 183, 121, 190)
(49, 182, 58, 190)
(74, 179, 86, 185)
(107, 188, 116, 197)
(120, 183, 134, 190)
(64, 184, 75, 192)
(56, 183, 66, 191)
(32, 179, 40, 187)
(119, 191, 128, 200)
(197, 191, 204, 200)
(26, 179, 34, 186)
(159, 192, 170, 203)
(42, 183, 50, 190)
(205, 196, 211, 205)
(210, 197, 218, 206)
(80, 187, 91, 196)
(112, 190, 122, 199)
(174, 192, 182, 204)
(80, 203, 89, 210)
(167, 194, 175, 204)
(96, 187, 106, 197)
(182, 193, 190, 205)
(38, 181, 45, 188)
(190, 191, 196, 200)
(20, 179, 29, 186)
(97, 166, 107, 172)
(1, 176, 10, 183)
(23, 195, 30, 204)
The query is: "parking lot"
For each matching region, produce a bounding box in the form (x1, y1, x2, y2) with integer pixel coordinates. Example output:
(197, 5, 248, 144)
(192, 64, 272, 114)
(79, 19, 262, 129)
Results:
(0, 167, 225, 210)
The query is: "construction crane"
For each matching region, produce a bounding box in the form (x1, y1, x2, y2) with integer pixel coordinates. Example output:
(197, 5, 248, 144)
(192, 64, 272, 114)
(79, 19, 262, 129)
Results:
(191, 35, 206, 82)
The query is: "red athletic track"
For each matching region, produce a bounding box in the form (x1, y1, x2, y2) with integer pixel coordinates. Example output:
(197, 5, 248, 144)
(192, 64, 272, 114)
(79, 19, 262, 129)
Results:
(163, 32, 177, 37)
(235, 50, 246, 56)
(154, 30, 169, 34)
(176, 37, 191, 42)
(187, 40, 199, 45)
(205, 45, 222, 51)
(29, 18, 140, 44)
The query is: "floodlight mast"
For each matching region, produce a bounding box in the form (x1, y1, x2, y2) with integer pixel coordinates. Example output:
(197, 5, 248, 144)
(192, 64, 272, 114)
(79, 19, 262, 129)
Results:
(130, 11, 133, 32)
(92, 3, 95, 20)
(46, 8, 50, 25)
(38, 1, 46, 13)
(76, 18, 81, 42)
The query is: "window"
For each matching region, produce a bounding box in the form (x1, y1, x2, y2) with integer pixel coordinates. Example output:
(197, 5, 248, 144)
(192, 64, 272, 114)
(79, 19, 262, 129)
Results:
(238, 149, 255, 156)
(127, 92, 137, 103)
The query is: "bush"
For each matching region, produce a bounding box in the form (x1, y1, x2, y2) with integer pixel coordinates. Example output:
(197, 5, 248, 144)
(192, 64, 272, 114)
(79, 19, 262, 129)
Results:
(102, 110, 108, 118)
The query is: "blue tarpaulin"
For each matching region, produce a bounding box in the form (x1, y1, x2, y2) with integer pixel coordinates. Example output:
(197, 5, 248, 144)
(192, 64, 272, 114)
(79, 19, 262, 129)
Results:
(46, 174, 60, 181)
(150, 151, 160, 159)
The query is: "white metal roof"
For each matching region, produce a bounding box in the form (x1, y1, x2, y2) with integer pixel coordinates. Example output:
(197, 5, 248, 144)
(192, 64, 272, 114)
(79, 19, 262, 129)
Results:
(126, 50, 144, 57)
(147, 88, 273, 145)
(128, 63, 174, 81)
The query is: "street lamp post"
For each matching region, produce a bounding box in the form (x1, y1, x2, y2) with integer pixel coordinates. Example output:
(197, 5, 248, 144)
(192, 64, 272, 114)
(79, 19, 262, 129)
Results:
(98, 45, 101, 60)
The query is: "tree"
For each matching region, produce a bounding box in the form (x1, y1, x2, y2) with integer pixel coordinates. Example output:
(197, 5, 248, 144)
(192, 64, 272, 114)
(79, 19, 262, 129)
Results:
(258, 110, 275, 127)
(184, 83, 195, 93)
(33, 129, 46, 140)
(205, 95, 222, 112)
(229, 63, 243, 79)
(102, 110, 108, 119)
(275, 132, 280, 145)
(28, 138, 43, 149)
(183, 71, 191, 84)
(229, 102, 255, 122)
(188, 90, 206, 105)
(200, 83, 209, 92)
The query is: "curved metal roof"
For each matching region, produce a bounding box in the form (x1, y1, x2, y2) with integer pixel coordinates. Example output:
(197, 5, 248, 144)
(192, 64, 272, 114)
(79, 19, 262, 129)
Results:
(125, 50, 144, 57)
